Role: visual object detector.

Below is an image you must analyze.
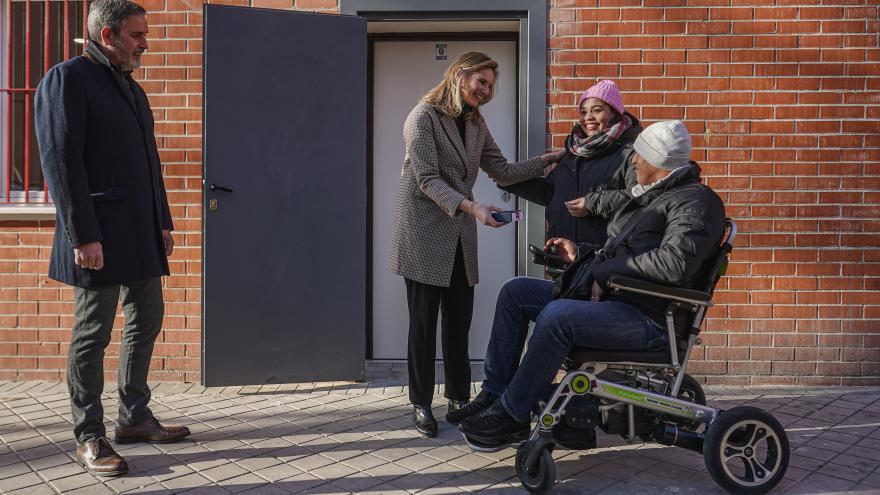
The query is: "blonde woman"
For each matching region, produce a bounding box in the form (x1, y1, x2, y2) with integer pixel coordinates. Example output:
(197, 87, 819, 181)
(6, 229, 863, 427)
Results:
(389, 51, 564, 437)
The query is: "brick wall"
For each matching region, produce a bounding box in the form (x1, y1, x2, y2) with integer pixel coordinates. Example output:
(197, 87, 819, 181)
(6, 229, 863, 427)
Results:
(547, 0, 879, 385)
(1, 0, 877, 385)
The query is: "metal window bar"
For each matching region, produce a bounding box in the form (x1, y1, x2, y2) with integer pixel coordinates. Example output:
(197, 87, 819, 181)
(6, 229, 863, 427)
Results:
(1, 0, 86, 204)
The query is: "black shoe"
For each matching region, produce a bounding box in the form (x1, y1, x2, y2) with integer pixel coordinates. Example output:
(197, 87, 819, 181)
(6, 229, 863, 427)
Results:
(447, 399, 468, 414)
(459, 400, 530, 447)
(413, 405, 438, 438)
(446, 390, 497, 425)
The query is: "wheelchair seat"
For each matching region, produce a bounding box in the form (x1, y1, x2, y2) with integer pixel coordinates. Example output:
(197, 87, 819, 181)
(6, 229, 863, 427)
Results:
(568, 347, 672, 365)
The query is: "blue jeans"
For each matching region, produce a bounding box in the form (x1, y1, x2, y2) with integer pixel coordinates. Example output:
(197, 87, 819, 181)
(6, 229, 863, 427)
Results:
(481, 277, 667, 421)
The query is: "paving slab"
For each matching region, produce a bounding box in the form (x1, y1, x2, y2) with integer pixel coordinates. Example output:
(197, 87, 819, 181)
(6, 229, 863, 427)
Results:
(1, 381, 879, 494)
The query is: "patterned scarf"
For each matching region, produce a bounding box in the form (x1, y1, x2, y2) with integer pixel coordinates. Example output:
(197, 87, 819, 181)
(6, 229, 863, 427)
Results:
(565, 114, 633, 159)
(631, 165, 687, 198)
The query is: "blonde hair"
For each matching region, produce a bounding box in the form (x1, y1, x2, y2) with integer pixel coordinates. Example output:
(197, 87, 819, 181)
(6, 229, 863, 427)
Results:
(422, 51, 498, 123)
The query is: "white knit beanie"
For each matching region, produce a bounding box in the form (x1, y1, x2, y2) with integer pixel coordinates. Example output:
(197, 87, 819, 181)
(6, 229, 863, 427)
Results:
(633, 120, 692, 170)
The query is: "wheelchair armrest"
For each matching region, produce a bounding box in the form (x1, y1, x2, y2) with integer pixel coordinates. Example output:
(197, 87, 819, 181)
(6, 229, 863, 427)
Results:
(608, 276, 712, 307)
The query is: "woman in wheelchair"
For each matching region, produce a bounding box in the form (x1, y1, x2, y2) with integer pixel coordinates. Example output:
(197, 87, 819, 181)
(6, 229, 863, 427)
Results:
(457, 121, 790, 495)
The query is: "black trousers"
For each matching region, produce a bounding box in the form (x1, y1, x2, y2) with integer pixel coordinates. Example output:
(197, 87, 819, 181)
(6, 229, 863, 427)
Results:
(405, 243, 474, 406)
(68, 277, 163, 443)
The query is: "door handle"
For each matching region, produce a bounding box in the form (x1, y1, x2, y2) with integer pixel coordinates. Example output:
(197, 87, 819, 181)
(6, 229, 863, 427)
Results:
(210, 184, 234, 193)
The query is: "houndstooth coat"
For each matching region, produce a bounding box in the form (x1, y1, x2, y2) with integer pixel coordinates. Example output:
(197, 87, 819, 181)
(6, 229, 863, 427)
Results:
(389, 102, 545, 287)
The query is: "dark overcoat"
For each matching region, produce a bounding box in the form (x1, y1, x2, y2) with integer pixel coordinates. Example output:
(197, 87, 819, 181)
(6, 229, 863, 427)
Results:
(34, 48, 173, 288)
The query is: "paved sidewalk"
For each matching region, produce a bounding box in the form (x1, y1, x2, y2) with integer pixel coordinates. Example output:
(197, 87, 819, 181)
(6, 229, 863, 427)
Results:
(1, 380, 879, 494)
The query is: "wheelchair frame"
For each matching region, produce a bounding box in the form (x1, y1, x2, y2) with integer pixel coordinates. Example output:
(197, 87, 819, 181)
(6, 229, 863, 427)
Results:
(474, 219, 791, 495)
(532, 219, 738, 442)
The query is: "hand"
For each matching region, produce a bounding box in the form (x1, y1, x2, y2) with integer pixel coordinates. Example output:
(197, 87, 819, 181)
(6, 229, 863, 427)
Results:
(540, 149, 566, 165)
(544, 237, 577, 264)
(590, 281, 605, 302)
(472, 202, 506, 228)
(162, 229, 174, 256)
(73, 241, 104, 270)
(565, 197, 589, 217)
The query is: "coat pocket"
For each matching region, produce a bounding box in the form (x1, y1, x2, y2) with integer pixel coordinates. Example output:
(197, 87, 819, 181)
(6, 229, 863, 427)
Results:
(90, 186, 127, 202)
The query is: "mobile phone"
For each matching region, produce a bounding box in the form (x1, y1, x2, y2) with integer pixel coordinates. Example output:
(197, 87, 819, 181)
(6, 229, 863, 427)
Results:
(491, 210, 523, 223)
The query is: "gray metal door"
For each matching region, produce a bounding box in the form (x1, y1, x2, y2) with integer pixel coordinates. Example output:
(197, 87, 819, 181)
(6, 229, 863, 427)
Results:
(202, 5, 366, 386)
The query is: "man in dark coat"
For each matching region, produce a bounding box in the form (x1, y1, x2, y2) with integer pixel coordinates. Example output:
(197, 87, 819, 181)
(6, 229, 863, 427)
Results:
(35, 0, 190, 477)
(454, 121, 726, 446)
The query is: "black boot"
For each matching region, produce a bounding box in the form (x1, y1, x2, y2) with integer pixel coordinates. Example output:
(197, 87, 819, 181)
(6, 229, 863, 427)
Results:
(413, 405, 438, 438)
(446, 390, 497, 425)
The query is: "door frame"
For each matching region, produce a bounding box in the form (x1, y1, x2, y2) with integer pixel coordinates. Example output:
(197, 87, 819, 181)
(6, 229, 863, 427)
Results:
(341, 0, 549, 359)
(367, 33, 519, 360)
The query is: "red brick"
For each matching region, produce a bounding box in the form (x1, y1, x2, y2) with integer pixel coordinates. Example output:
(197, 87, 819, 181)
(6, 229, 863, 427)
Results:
(711, 7, 752, 20)
(556, 22, 599, 36)
(817, 362, 862, 376)
(729, 334, 773, 347)
(728, 361, 771, 375)
(291, 0, 334, 7)
(775, 334, 817, 347)
(620, 7, 663, 20)
(799, 6, 843, 19)
(752, 320, 795, 333)
(772, 362, 818, 376)
(667, 8, 708, 20)
(576, 9, 620, 22)
(0, 357, 38, 369)
(598, 22, 641, 35)
(665, 36, 709, 49)
(845, 34, 877, 48)
(823, 20, 869, 34)
(728, 305, 773, 318)
(732, 21, 776, 34)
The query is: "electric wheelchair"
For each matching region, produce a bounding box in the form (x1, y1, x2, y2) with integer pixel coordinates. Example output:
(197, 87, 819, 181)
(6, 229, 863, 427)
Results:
(465, 219, 790, 495)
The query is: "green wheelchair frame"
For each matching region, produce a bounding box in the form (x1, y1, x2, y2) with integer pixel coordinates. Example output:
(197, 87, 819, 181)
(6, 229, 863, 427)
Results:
(472, 219, 791, 495)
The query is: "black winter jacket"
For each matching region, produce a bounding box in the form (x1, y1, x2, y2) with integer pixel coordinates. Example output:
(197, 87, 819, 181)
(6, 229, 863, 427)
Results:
(554, 164, 726, 337)
(501, 115, 642, 247)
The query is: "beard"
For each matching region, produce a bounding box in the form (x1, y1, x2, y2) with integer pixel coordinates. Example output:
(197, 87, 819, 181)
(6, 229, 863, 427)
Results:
(112, 38, 142, 71)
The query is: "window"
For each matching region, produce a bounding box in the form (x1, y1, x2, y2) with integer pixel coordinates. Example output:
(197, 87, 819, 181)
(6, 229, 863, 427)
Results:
(1, 0, 87, 204)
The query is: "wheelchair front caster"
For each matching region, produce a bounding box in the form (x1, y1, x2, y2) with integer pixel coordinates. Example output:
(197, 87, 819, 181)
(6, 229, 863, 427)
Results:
(516, 442, 556, 494)
(703, 406, 789, 495)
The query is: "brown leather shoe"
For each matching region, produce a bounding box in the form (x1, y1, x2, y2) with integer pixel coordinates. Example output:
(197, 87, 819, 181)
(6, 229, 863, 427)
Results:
(115, 417, 191, 444)
(76, 437, 128, 477)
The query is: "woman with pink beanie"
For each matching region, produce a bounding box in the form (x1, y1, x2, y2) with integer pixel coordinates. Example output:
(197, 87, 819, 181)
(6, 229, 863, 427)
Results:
(502, 80, 641, 251)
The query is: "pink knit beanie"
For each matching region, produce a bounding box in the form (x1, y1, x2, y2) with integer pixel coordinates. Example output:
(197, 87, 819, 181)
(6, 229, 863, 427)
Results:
(577, 80, 625, 116)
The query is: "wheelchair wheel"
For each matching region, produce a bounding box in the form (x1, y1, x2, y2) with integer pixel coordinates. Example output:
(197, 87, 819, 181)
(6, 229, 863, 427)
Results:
(703, 406, 789, 495)
(665, 373, 706, 431)
(516, 442, 556, 494)
(676, 373, 706, 405)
